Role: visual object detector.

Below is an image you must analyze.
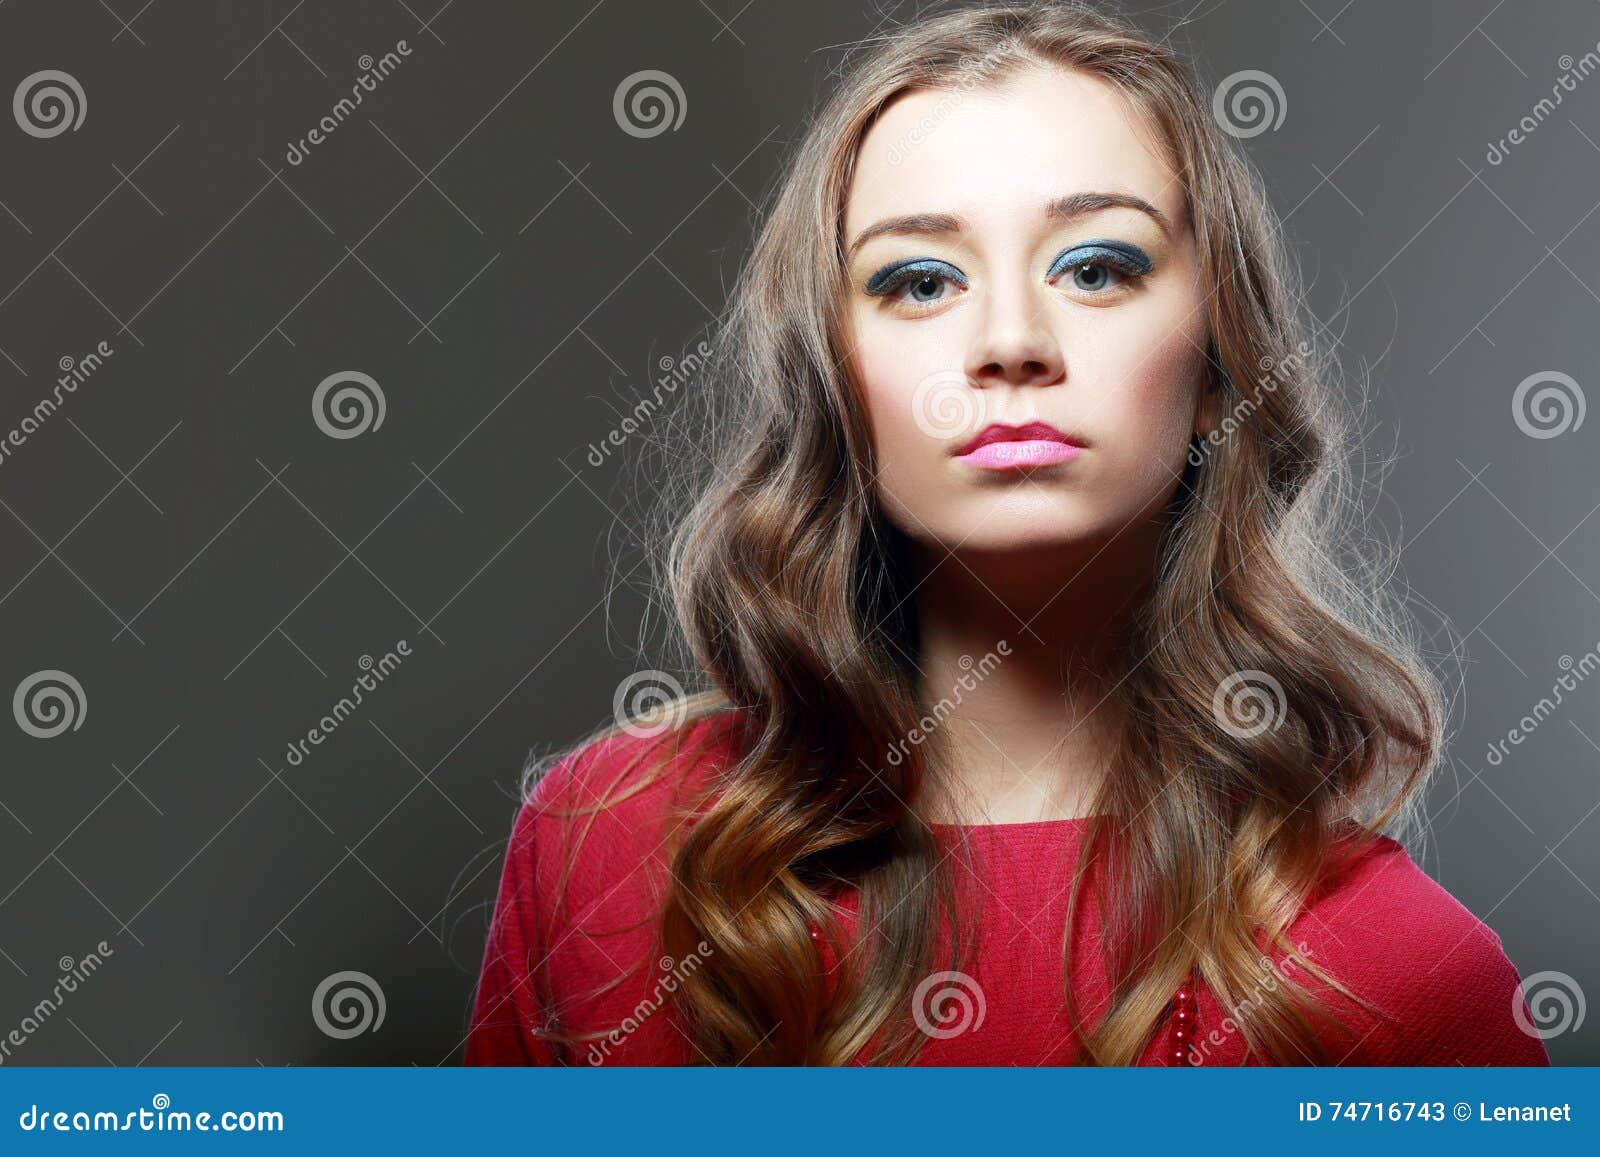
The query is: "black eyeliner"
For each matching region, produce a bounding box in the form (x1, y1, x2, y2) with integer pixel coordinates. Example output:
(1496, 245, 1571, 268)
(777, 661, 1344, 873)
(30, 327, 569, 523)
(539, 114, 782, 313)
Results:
(865, 258, 967, 296)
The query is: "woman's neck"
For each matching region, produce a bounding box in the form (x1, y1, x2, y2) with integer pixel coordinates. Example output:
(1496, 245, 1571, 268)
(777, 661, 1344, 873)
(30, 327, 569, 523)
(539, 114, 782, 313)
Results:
(904, 523, 1163, 826)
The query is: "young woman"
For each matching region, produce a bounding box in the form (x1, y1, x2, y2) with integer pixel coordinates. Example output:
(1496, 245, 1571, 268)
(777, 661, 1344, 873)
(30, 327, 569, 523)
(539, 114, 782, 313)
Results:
(465, 1, 1550, 1066)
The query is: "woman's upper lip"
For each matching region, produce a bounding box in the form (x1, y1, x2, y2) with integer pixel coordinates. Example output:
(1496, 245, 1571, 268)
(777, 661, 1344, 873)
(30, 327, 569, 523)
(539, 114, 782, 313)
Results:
(954, 420, 1085, 456)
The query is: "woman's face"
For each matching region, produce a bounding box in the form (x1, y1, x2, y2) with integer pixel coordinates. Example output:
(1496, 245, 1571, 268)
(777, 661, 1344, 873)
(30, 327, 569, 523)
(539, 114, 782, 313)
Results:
(840, 66, 1214, 557)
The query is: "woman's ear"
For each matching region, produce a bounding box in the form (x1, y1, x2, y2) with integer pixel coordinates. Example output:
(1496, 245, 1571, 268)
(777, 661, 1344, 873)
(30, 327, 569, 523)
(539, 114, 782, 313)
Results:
(1193, 354, 1225, 441)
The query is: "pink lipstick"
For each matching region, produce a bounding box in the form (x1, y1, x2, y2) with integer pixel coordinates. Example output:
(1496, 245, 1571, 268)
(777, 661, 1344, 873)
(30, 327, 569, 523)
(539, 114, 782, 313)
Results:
(954, 420, 1085, 470)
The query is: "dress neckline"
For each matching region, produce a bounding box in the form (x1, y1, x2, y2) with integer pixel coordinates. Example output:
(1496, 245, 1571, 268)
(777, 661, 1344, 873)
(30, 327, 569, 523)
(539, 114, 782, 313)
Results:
(928, 814, 1096, 832)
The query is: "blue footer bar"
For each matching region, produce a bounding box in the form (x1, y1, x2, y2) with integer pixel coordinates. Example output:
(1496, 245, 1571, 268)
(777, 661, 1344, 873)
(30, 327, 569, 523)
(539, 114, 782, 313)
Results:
(1, 1067, 1595, 1153)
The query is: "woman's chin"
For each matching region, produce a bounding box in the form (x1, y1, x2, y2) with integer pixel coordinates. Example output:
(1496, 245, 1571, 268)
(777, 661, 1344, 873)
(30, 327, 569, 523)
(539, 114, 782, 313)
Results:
(915, 519, 1110, 560)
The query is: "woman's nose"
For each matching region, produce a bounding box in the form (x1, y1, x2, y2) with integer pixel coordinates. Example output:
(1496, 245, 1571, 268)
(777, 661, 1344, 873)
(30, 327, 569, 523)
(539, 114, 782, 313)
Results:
(965, 274, 1065, 390)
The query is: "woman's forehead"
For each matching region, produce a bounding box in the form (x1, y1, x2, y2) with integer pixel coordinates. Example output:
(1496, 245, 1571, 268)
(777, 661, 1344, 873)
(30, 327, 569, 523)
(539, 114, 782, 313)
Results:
(844, 68, 1184, 241)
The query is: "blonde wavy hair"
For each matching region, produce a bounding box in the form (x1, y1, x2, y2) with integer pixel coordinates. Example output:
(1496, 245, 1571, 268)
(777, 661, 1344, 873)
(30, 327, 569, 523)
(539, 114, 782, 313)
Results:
(520, 0, 1445, 1065)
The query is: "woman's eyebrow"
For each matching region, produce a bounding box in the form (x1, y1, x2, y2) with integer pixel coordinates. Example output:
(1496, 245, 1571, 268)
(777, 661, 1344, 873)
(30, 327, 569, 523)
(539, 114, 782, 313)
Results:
(846, 190, 1170, 260)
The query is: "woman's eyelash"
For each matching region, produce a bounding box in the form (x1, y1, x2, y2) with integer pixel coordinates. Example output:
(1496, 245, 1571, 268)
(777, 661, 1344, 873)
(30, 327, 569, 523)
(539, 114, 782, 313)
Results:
(1047, 241, 1153, 280)
(864, 259, 967, 298)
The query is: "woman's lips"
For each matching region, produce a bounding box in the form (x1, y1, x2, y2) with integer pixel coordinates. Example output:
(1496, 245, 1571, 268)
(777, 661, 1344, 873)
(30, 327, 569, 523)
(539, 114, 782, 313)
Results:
(953, 420, 1086, 470)
(956, 439, 1083, 469)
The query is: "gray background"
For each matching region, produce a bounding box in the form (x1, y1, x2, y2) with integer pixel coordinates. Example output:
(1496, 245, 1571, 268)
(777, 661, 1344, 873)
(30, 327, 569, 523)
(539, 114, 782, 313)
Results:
(0, 0, 1594, 1065)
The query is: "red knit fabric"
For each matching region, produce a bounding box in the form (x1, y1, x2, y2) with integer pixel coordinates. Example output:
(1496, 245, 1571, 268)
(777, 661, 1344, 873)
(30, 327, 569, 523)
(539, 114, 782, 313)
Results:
(464, 715, 1551, 1066)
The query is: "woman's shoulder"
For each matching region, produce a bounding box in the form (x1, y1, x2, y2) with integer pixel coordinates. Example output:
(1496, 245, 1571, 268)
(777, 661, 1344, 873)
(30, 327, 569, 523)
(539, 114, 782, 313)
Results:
(506, 704, 742, 905)
(1304, 832, 1500, 955)
(1286, 830, 1550, 1065)
(525, 704, 739, 817)
(469, 705, 740, 1064)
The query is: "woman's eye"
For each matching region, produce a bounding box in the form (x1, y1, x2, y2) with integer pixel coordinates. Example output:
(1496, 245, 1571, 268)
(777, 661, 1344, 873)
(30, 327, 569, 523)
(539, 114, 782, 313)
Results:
(864, 244, 1149, 310)
(1048, 243, 1153, 298)
(1064, 261, 1123, 293)
(898, 272, 956, 304)
(865, 261, 966, 309)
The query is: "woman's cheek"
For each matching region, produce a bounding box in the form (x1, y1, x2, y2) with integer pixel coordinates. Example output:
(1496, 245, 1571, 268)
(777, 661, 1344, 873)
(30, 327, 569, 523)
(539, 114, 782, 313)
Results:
(865, 384, 943, 528)
(871, 416, 963, 539)
(1101, 331, 1209, 501)
(849, 323, 950, 481)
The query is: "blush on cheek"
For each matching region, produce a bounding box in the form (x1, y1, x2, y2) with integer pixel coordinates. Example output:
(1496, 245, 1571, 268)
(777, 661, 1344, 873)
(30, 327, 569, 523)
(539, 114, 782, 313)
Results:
(1084, 315, 1208, 495)
(1125, 305, 1208, 425)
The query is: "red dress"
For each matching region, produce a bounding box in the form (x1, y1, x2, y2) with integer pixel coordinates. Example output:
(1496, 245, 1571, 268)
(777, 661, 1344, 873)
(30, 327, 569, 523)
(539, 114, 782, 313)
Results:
(464, 715, 1551, 1066)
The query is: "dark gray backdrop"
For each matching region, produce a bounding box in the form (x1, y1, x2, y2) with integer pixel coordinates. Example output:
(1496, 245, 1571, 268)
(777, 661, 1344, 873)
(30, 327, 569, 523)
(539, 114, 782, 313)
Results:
(0, 0, 1594, 1065)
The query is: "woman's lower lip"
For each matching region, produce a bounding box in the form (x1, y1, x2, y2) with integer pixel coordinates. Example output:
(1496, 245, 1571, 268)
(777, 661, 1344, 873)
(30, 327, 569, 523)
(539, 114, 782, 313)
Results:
(956, 439, 1083, 469)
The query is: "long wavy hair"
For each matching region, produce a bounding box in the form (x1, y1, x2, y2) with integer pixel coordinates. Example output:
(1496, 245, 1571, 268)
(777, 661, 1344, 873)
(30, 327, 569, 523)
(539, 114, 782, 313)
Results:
(521, 0, 1446, 1065)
